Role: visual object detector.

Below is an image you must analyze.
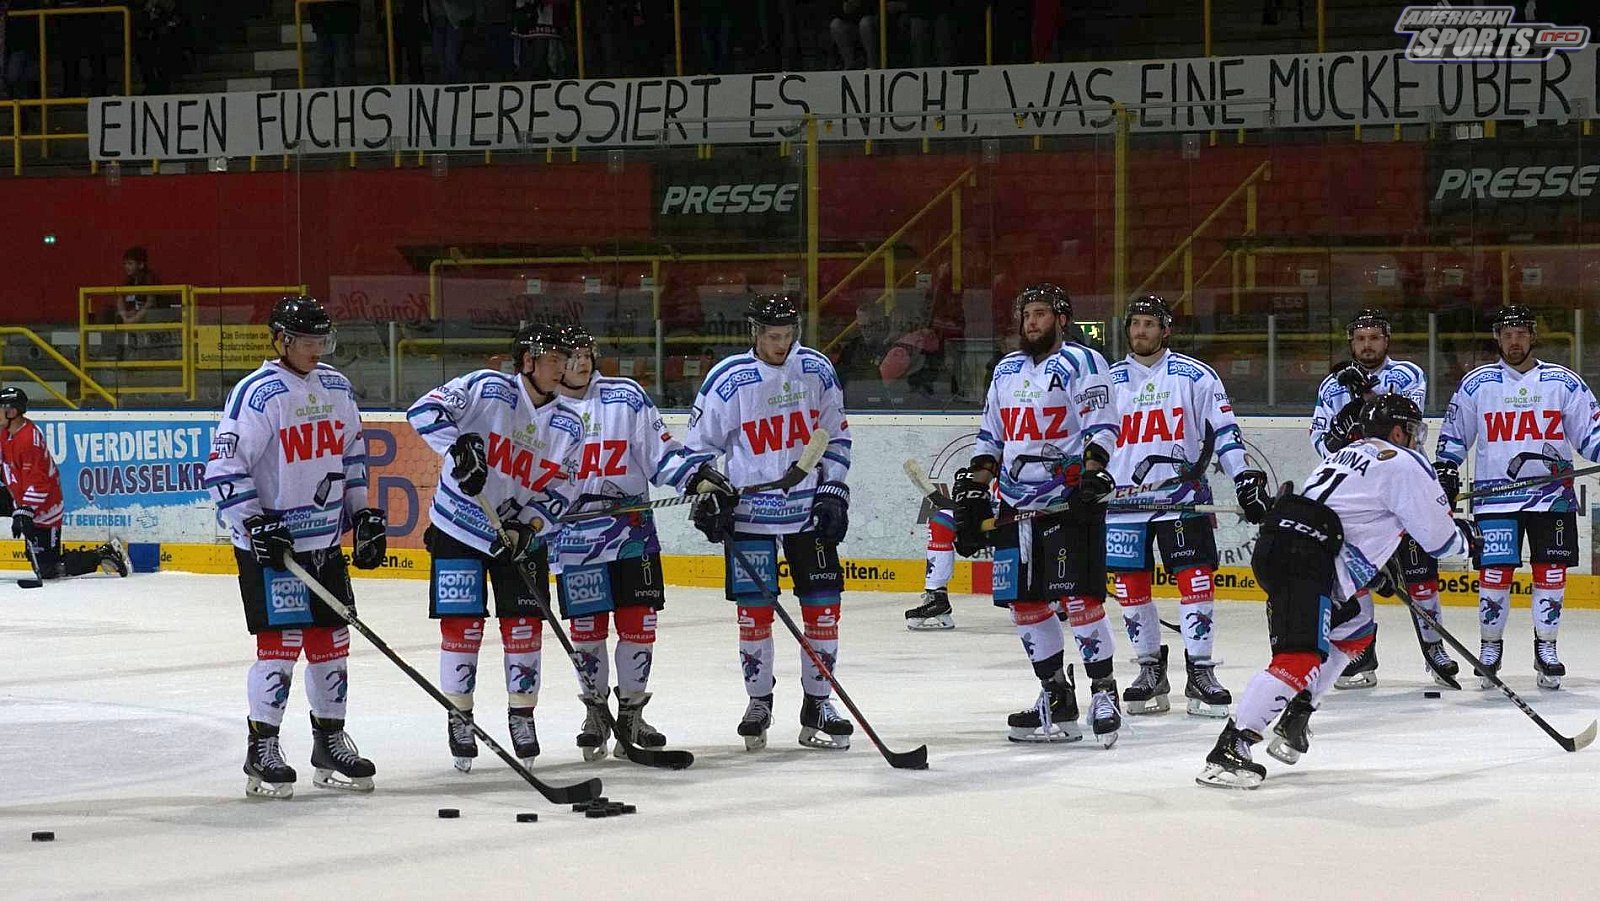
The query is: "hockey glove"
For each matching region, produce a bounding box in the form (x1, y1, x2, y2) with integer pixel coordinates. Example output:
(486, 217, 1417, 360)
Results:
(1333, 361, 1378, 397)
(1233, 469, 1272, 525)
(449, 433, 489, 497)
(1076, 467, 1116, 505)
(244, 513, 293, 569)
(1433, 460, 1460, 507)
(1369, 551, 1406, 598)
(1325, 398, 1364, 453)
(688, 462, 737, 497)
(808, 480, 850, 545)
(488, 521, 541, 566)
(1454, 517, 1483, 562)
(10, 506, 33, 540)
(0, 485, 13, 518)
(691, 490, 737, 544)
(350, 508, 388, 570)
(951, 468, 991, 558)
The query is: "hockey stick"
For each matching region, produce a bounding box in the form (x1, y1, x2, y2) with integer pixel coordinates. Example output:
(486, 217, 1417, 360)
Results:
(281, 557, 604, 803)
(474, 496, 695, 770)
(561, 429, 831, 523)
(1457, 462, 1600, 503)
(902, 462, 1237, 522)
(1403, 595, 1596, 752)
(727, 544, 929, 770)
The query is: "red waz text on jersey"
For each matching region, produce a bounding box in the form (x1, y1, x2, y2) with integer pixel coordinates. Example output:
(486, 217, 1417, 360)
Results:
(1116, 407, 1186, 447)
(998, 406, 1070, 441)
(742, 409, 822, 453)
(1483, 410, 1564, 442)
(279, 421, 346, 462)
(488, 433, 565, 490)
(577, 440, 628, 478)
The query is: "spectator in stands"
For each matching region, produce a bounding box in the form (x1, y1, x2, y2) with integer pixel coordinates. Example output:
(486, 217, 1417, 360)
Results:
(829, 0, 872, 69)
(134, 0, 185, 94)
(429, 0, 475, 83)
(754, 0, 800, 72)
(56, 0, 119, 98)
(697, 0, 735, 74)
(3, 1, 43, 116)
(387, 0, 428, 83)
(594, 0, 662, 77)
(309, 0, 360, 87)
(117, 245, 158, 325)
(510, 0, 571, 78)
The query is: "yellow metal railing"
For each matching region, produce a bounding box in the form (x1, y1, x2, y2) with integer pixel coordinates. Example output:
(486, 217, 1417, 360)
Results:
(1128, 159, 1273, 314)
(0, 5, 131, 173)
(0, 327, 119, 409)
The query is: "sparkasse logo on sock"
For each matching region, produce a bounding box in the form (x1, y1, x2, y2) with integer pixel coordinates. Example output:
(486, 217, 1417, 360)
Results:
(1396, 3, 1589, 62)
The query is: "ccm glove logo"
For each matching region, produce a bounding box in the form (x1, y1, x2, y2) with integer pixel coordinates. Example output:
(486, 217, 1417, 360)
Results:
(661, 183, 800, 215)
(1275, 518, 1332, 544)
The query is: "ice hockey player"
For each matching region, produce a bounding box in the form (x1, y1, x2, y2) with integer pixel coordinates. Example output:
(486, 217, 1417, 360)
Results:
(951, 283, 1124, 748)
(904, 509, 957, 630)
(1308, 308, 1447, 689)
(203, 296, 386, 799)
(549, 323, 733, 760)
(1197, 395, 1480, 789)
(1107, 294, 1271, 718)
(0, 386, 129, 583)
(1435, 304, 1600, 690)
(684, 294, 855, 751)
(406, 322, 583, 772)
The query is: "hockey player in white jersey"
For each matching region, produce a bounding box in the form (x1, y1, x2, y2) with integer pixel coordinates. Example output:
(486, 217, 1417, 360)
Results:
(1108, 295, 1271, 717)
(1198, 395, 1480, 789)
(204, 297, 386, 799)
(950, 284, 1124, 748)
(1435, 305, 1600, 690)
(1309, 308, 1452, 689)
(903, 509, 957, 630)
(549, 323, 733, 759)
(685, 295, 855, 751)
(406, 322, 584, 772)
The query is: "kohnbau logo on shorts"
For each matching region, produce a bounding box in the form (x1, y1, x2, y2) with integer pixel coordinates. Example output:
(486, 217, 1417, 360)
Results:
(660, 182, 800, 216)
(1396, 4, 1589, 63)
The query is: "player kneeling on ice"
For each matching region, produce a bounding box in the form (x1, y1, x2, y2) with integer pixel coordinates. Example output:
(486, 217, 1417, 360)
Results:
(407, 322, 584, 773)
(203, 297, 387, 799)
(1197, 395, 1480, 789)
(952, 284, 1124, 749)
(684, 295, 855, 751)
(0, 386, 129, 584)
(550, 323, 730, 760)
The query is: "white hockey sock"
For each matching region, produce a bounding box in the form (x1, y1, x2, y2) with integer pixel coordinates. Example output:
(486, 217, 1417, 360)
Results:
(503, 650, 541, 706)
(247, 659, 295, 727)
(799, 637, 839, 697)
(1180, 600, 1217, 661)
(1311, 645, 1350, 705)
(1532, 587, 1564, 641)
(1121, 601, 1162, 659)
(1235, 669, 1299, 737)
(1011, 606, 1066, 668)
(573, 640, 611, 698)
(739, 637, 776, 697)
(925, 548, 954, 591)
(440, 650, 480, 696)
(1064, 599, 1116, 669)
(304, 659, 349, 721)
(615, 641, 653, 696)
(1480, 589, 1512, 640)
(1408, 583, 1444, 643)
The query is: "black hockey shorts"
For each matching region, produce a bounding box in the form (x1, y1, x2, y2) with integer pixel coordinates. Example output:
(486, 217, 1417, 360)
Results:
(1474, 510, 1579, 569)
(1105, 514, 1219, 573)
(1253, 494, 1343, 658)
(557, 552, 665, 619)
(236, 546, 354, 634)
(989, 503, 1107, 608)
(425, 525, 550, 619)
(1396, 532, 1439, 583)
(723, 531, 843, 607)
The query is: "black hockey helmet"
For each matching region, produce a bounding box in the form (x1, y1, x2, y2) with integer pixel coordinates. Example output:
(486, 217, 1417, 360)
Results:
(1124, 293, 1172, 330)
(511, 321, 572, 370)
(269, 296, 336, 352)
(1346, 307, 1391, 339)
(553, 322, 595, 354)
(0, 385, 27, 413)
(1491, 304, 1537, 335)
(1360, 392, 1426, 448)
(746, 294, 801, 329)
(1016, 283, 1072, 321)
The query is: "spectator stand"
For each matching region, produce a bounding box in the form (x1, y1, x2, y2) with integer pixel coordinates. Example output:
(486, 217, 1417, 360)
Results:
(0, 3, 129, 173)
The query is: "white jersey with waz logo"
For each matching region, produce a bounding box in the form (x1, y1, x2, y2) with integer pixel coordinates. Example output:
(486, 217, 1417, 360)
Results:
(1437, 360, 1600, 515)
(407, 370, 583, 554)
(685, 346, 851, 536)
(552, 375, 715, 568)
(1309, 357, 1426, 457)
(974, 343, 1118, 511)
(1297, 438, 1470, 602)
(1108, 350, 1252, 523)
(205, 360, 371, 554)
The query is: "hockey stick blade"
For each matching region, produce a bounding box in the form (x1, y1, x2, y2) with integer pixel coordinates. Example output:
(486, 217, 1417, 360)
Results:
(1407, 599, 1594, 752)
(728, 545, 928, 770)
(282, 557, 604, 802)
(474, 495, 695, 770)
(562, 429, 831, 523)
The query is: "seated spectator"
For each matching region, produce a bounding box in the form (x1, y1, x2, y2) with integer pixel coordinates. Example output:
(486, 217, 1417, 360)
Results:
(118, 245, 158, 325)
(904, 0, 955, 68)
(309, 0, 360, 87)
(829, 0, 871, 69)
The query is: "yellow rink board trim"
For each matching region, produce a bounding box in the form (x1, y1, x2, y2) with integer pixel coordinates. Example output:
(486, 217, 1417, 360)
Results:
(4, 541, 1600, 609)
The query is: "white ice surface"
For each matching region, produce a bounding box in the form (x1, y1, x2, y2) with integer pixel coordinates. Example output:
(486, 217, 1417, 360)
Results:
(3, 572, 1600, 899)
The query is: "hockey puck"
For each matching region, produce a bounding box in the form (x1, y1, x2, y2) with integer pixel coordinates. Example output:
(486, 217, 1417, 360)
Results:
(571, 801, 593, 812)
(584, 808, 608, 819)
(437, 808, 460, 819)
(31, 831, 54, 842)
(18, 579, 43, 589)
(1424, 690, 1442, 699)
(515, 813, 538, 823)
(619, 804, 636, 815)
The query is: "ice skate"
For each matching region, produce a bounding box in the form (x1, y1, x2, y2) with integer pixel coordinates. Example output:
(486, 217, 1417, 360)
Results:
(617, 690, 667, 748)
(1267, 690, 1315, 765)
(1535, 639, 1565, 690)
(1007, 666, 1081, 743)
(904, 588, 954, 631)
(446, 708, 478, 773)
(1184, 652, 1232, 717)
(508, 707, 540, 766)
(576, 689, 611, 761)
(737, 693, 773, 751)
(97, 538, 129, 577)
(244, 720, 297, 800)
(1476, 639, 1503, 690)
(310, 714, 375, 792)
(1196, 719, 1266, 790)
(1334, 641, 1377, 689)
(1420, 640, 1461, 690)
(799, 694, 853, 750)
(1089, 678, 1122, 749)
(1123, 645, 1171, 716)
